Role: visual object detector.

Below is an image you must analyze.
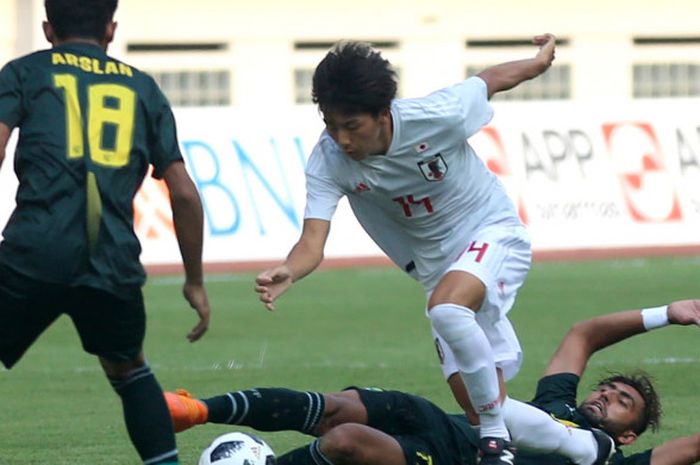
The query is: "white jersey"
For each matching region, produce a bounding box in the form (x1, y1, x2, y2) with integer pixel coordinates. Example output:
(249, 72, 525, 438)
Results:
(304, 76, 522, 289)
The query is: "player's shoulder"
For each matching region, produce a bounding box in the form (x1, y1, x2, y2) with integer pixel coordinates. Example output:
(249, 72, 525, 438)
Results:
(101, 53, 159, 87)
(533, 372, 581, 400)
(2, 48, 51, 70)
(393, 76, 486, 124)
(306, 130, 346, 174)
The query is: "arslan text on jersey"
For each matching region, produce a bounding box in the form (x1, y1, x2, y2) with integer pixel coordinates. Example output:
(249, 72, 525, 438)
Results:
(51, 52, 133, 77)
(418, 154, 448, 181)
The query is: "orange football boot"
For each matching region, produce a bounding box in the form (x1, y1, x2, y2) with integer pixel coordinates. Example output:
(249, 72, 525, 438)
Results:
(164, 389, 209, 432)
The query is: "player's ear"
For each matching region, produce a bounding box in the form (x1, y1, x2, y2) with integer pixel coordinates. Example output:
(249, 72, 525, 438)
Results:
(378, 107, 391, 123)
(42, 21, 55, 44)
(616, 429, 638, 446)
(105, 21, 117, 45)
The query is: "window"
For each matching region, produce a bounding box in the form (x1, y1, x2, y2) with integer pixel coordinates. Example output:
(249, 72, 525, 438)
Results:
(466, 64, 571, 100)
(294, 68, 315, 104)
(632, 36, 700, 98)
(464, 37, 571, 100)
(149, 70, 231, 107)
(633, 63, 700, 98)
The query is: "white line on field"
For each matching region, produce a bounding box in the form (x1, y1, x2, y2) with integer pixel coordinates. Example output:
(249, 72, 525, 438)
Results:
(148, 274, 250, 286)
(642, 357, 700, 365)
(14, 356, 696, 375)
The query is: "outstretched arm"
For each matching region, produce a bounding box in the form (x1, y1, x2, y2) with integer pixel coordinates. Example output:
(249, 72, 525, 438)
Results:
(649, 433, 700, 465)
(477, 33, 557, 98)
(255, 218, 330, 310)
(545, 300, 700, 376)
(163, 160, 211, 342)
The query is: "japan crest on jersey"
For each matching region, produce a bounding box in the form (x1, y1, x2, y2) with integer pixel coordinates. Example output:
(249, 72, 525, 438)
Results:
(418, 154, 448, 181)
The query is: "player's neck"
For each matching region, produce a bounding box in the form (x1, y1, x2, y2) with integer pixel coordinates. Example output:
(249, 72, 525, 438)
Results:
(52, 37, 107, 51)
(382, 113, 394, 154)
(375, 112, 394, 155)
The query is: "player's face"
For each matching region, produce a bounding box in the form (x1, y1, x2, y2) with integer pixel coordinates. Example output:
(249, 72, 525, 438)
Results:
(579, 381, 645, 443)
(323, 109, 392, 161)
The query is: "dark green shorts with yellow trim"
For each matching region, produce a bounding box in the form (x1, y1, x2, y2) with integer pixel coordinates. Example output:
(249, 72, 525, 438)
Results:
(352, 388, 479, 465)
(0, 263, 145, 368)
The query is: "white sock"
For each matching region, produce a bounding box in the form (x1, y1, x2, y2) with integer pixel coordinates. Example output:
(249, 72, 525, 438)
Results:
(503, 397, 600, 464)
(429, 303, 508, 439)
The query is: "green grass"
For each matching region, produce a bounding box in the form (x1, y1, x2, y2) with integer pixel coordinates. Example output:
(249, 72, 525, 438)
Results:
(1, 256, 699, 464)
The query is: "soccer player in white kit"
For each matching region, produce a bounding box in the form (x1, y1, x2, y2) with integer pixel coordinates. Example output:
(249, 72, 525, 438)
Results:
(256, 34, 557, 465)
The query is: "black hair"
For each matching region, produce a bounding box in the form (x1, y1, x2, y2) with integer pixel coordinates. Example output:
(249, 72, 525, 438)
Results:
(45, 0, 118, 41)
(312, 41, 397, 116)
(596, 371, 662, 435)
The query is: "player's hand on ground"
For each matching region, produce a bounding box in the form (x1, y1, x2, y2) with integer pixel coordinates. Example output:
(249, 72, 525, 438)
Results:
(183, 282, 211, 342)
(668, 299, 700, 327)
(255, 265, 293, 311)
(533, 33, 556, 69)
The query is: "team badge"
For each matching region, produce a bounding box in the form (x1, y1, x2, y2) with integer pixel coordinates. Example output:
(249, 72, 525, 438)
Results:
(418, 154, 448, 181)
(415, 142, 430, 153)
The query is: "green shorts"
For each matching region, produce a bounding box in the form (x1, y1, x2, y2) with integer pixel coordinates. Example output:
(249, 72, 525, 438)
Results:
(353, 388, 479, 465)
(0, 263, 145, 368)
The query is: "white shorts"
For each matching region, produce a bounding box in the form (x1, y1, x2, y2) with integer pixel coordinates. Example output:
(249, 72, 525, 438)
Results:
(428, 224, 531, 382)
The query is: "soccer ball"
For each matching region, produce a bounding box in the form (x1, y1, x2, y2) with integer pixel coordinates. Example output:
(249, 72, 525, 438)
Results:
(198, 431, 276, 465)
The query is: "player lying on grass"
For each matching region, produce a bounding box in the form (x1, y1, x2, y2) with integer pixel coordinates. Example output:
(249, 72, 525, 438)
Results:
(166, 300, 700, 465)
(256, 35, 557, 465)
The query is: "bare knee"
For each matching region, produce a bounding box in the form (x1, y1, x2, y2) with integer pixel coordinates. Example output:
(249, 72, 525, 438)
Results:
(99, 352, 146, 379)
(320, 424, 369, 465)
(315, 390, 367, 435)
(427, 271, 485, 310)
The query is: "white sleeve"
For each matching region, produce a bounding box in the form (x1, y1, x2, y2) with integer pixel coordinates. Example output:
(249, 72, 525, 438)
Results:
(304, 171, 343, 221)
(303, 141, 344, 220)
(450, 76, 494, 138)
(503, 397, 604, 465)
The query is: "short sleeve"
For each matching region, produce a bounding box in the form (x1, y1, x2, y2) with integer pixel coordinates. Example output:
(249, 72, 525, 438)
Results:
(146, 79, 183, 179)
(0, 61, 25, 128)
(303, 143, 344, 221)
(531, 373, 581, 410)
(304, 171, 343, 220)
(449, 76, 494, 138)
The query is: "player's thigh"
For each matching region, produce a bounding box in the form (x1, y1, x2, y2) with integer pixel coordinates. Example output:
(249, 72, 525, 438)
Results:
(318, 390, 369, 434)
(394, 433, 463, 465)
(67, 286, 146, 363)
(430, 225, 531, 315)
(428, 270, 485, 310)
(354, 388, 452, 435)
(321, 423, 407, 465)
(0, 263, 65, 369)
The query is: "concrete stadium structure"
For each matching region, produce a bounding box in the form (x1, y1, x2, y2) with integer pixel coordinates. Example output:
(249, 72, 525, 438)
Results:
(2, 0, 700, 107)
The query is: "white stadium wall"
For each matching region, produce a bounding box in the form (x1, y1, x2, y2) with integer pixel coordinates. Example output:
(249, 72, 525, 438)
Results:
(2, 0, 700, 269)
(2, 101, 699, 268)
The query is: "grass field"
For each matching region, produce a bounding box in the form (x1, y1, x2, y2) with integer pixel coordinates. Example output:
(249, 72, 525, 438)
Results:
(1, 256, 698, 464)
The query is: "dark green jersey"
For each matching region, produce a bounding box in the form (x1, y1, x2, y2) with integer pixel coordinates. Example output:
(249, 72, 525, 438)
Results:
(0, 43, 182, 294)
(511, 373, 652, 465)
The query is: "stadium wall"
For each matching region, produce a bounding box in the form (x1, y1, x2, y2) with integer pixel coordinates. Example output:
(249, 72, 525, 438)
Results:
(1, 101, 699, 273)
(2, 0, 700, 272)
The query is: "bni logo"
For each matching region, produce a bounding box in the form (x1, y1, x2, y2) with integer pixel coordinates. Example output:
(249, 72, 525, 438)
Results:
(602, 122, 681, 222)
